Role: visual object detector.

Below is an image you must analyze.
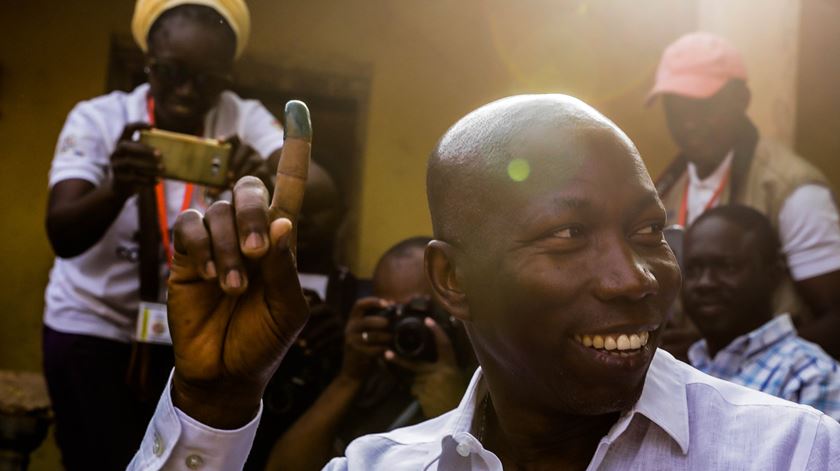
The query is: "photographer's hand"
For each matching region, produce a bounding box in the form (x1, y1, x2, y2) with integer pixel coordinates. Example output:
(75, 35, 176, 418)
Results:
(339, 297, 393, 383)
(167, 101, 311, 429)
(385, 318, 468, 418)
(109, 122, 160, 199)
(207, 135, 276, 198)
(267, 296, 391, 471)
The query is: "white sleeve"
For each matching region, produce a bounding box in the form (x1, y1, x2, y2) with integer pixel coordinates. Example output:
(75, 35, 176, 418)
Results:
(49, 103, 111, 188)
(127, 372, 262, 471)
(322, 457, 349, 470)
(237, 99, 284, 159)
(778, 185, 840, 280)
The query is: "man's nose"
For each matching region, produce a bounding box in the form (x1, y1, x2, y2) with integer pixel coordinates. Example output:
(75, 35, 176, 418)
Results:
(691, 266, 718, 291)
(593, 240, 659, 302)
(173, 78, 198, 97)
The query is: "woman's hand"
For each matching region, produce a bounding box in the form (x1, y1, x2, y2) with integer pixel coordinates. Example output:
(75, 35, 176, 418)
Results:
(109, 122, 160, 199)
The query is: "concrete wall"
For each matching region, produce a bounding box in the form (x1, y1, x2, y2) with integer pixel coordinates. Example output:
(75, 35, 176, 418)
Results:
(697, 0, 802, 146)
(796, 0, 840, 189)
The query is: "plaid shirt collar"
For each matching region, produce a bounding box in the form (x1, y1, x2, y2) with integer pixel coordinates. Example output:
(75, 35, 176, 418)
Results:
(689, 314, 797, 371)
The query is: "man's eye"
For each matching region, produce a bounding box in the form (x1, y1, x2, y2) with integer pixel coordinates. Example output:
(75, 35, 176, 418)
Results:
(552, 226, 584, 239)
(720, 261, 740, 272)
(632, 223, 665, 244)
(634, 223, 664, 236)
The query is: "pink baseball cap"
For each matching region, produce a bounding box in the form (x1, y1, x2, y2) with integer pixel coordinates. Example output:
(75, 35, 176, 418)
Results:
(646, 32, 748, 106)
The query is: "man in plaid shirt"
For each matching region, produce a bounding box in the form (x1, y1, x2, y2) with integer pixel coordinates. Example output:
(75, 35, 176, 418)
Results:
(684, 205, 840, 419)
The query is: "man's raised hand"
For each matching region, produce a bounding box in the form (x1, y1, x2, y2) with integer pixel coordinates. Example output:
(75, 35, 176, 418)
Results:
(167, 101, 312, 429)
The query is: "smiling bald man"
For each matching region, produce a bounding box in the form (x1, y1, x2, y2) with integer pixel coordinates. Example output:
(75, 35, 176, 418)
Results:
(131, 95, 840, 470)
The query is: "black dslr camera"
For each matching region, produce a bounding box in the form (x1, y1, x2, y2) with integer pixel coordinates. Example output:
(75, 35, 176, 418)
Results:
(366, 297, 452, 362)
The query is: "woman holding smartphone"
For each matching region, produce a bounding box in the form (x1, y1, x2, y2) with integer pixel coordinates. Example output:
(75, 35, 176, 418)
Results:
(42, 1, 285, 469)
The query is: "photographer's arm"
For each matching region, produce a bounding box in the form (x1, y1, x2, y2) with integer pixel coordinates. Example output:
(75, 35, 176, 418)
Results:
(267, 374, 364, 471)
(47, 179, 131, 258)
(268, 298, 391, 471)
(46, 122, 158, 258)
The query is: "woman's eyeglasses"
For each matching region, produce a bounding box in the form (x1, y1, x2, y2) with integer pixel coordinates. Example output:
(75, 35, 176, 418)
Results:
(145, 59, 233, 93)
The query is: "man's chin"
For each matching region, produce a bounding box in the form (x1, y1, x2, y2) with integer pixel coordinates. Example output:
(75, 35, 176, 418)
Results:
(157, 107, 204, 132)
(573, 381, 646, 416)
(549, 367, 648, 417)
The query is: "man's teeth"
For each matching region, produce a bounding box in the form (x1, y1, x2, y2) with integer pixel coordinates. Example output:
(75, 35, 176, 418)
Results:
(574, 331, 650, 351)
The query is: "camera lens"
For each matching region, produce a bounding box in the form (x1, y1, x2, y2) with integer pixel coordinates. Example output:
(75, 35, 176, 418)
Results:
(393, 317, 430, 359)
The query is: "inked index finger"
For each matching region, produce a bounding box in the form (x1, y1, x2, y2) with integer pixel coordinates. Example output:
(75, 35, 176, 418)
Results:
(269, 100, 311, 223)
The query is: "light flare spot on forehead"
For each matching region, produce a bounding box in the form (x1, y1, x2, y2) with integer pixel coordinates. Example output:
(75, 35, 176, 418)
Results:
(507, 159, 531, 182)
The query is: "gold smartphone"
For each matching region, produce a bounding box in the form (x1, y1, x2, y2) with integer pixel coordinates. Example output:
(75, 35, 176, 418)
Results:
(139, 129, 233, 188)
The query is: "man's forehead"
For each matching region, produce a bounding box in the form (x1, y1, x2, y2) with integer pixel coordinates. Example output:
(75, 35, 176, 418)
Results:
(428, 94, 652, 242)
(687, 217, 753, 252)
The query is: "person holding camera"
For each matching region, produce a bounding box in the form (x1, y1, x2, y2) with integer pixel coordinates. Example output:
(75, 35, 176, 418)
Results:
(42, 1, 284, 469)
(266, 237, 473, 471)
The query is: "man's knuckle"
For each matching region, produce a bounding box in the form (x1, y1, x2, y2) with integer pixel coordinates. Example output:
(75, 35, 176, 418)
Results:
(174, 210, 202, 230)
(205, 200, 232, 218)
(233, 175, 265, 192)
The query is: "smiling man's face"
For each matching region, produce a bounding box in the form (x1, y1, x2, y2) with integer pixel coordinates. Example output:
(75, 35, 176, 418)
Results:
(428, 96, 681, 416)
(681, 214, 775, 348)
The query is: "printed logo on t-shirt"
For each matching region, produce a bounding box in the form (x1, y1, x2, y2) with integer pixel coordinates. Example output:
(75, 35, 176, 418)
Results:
(58, 135, 84, 157)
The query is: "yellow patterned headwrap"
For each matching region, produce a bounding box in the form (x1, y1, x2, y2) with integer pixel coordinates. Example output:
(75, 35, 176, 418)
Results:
(132, 0, 251, 59)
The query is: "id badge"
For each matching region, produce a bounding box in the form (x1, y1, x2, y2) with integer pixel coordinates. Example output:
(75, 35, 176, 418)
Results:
(135, 302, 173, 345)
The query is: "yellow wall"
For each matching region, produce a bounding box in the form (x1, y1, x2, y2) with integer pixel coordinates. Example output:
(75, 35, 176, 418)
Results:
(0, 3, 136, 468)
(0, 1, 695, 468)
(242, 0, 695, 275)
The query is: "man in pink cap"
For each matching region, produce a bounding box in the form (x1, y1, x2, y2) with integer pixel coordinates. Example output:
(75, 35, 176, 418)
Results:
(650, 32, 840, 359)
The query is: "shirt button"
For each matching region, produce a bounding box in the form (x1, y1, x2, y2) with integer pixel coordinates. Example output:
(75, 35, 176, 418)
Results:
(152, 434, 163, 456)
(185, 454, 204, 469)
(456, 441, 472, 457)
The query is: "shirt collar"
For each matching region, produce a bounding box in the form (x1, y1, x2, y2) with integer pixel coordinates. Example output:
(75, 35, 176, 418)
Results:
(394, 349, 692, 466)
(689, 314, 796, 367)
(687, 151, 734, 188)
(379, 367, 485, 468)
(608, 349, 690, 454)
(743, 314, 796, 356)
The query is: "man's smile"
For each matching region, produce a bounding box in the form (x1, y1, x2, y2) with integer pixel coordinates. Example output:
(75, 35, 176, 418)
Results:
(570, 326, 659, 370)
(574, 330, 652, 353)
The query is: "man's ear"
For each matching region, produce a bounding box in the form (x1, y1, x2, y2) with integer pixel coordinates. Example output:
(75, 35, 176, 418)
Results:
(425, 240, 471, 322)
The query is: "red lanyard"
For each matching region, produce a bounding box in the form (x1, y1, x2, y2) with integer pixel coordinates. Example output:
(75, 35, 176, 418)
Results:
(678, 167, 731, 227)
(146, 96, 194, 266)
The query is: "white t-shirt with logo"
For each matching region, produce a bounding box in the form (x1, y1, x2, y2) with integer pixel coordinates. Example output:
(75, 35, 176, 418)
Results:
(45, 83, 285, 342)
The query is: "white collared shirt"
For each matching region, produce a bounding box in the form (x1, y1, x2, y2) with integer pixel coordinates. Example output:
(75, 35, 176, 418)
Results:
(686, 154, 840, 281)
(323, 349, 840, 470)
(685, 151, 734, 226)
(130, 350, 840, 470)
(128, 372, 262, 470)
